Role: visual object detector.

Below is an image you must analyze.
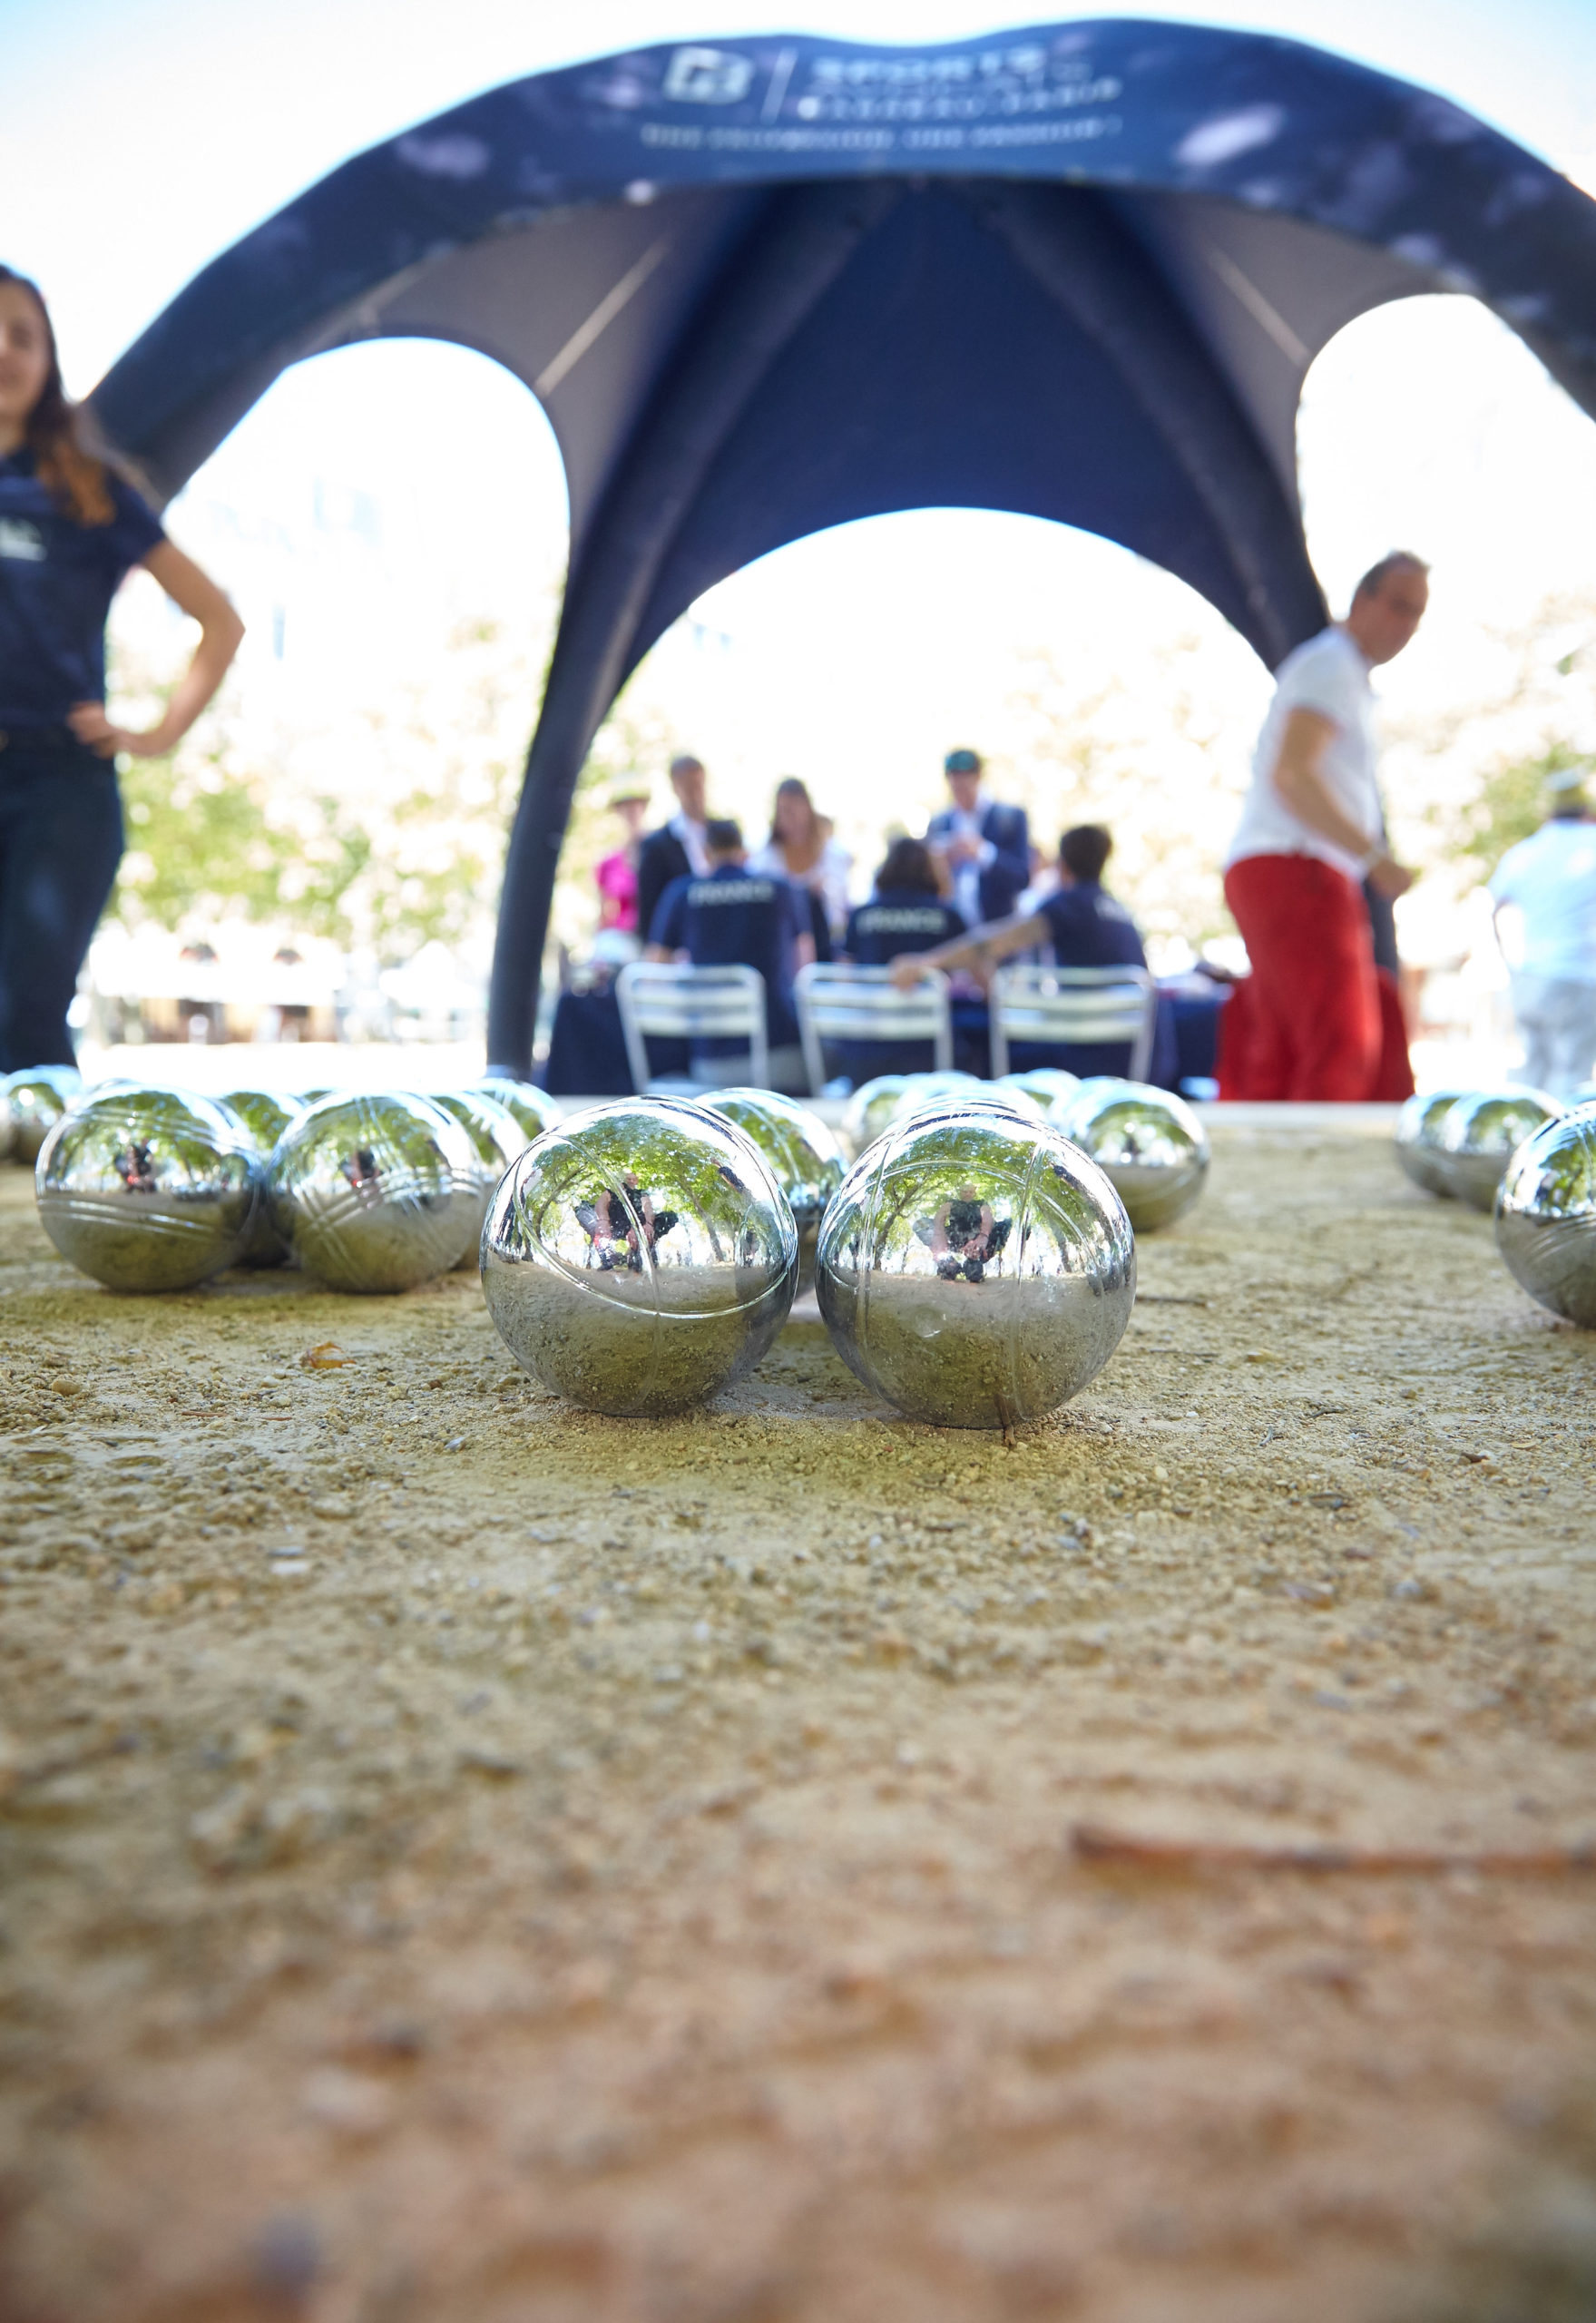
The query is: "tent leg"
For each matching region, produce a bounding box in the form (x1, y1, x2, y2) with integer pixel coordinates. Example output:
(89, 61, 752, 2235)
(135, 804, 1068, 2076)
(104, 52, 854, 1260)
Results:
(485, 180, 904, 1078)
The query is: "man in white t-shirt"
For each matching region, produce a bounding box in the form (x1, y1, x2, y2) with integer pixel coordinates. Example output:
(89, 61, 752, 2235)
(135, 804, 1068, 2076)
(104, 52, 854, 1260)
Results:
(1221, 554, 1426, 1100)
(1490, 768, 1596, 1096)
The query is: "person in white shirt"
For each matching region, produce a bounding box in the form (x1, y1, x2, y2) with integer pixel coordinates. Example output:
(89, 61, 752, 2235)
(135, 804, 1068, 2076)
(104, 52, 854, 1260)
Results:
(1221, 554, 1425, 1100)
(1489, 768, 1596, 1097)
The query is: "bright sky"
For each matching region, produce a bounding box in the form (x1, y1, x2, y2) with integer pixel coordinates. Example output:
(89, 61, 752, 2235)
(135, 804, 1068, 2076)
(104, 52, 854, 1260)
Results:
(5, 0, 1596, 926)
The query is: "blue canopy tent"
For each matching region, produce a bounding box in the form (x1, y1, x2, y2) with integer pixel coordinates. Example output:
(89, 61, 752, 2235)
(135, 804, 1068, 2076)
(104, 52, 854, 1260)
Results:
(92, 18, 1596, 1075)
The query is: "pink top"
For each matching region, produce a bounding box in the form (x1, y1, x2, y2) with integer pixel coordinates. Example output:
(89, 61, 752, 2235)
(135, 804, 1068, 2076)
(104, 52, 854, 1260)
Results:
(596, 848, 639, 932)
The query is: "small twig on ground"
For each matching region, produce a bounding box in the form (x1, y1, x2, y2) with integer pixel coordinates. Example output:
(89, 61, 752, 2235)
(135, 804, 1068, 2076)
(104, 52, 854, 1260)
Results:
(1071, 1823, 1596, 1877)
(1134, 1294, 1209, 1307)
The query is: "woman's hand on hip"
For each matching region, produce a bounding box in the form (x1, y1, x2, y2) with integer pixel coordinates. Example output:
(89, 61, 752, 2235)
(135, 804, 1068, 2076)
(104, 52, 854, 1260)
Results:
(68, 701, 175, 759)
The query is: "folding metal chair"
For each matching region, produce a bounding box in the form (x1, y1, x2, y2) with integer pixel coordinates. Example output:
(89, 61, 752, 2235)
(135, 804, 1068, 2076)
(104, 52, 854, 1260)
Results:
(987, 963, 1157, 1082)
(793, 961, 953, 1096)
(615, 962, 769, 1094)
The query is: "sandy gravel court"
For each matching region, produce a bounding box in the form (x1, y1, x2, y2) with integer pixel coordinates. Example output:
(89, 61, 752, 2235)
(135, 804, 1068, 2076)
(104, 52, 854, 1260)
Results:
(1, 1106, 1593, 2323)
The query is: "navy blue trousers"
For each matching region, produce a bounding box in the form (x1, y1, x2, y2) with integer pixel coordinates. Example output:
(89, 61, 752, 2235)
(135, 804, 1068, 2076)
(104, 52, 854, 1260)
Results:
(0, 737, 123, 1072)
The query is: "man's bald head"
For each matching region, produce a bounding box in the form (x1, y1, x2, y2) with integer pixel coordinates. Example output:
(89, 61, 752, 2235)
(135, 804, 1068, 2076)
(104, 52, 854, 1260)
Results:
(1346, 553, 1429, 666)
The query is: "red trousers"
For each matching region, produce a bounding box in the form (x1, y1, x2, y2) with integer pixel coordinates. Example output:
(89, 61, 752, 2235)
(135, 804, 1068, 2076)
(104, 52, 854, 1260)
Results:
(1219, 854, 1385, 1101)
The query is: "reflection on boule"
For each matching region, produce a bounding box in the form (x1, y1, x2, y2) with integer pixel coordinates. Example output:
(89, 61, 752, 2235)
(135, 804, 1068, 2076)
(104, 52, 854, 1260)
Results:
(1435, 1086, 1562, 1211)
(1394, 1088, 1470, 1197)
(888, 1071, 985, 1126)
(1057, 1080, 1209, 1232)
(34, 1085, 259, 1291)
(220, 1088, 306, 1266)
(268, 1092, 482, 1292)
(1494, 1102, 1596, 1328)
(998, 1068, 1082, 1118)
(842, 1075, 910, 1160)
(701, 1087, 846, 1295)
(5, 1064, 83, 1165)
(481, 1096, 798, 1416)
(432, 1090, 532, 1269)
(815, 1098, 1135, 1430)
(478, 1076, 561, 1143)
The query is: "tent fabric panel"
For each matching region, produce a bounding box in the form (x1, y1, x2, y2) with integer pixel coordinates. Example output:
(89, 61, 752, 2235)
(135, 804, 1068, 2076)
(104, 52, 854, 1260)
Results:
(485, 179, 906, 1073)
(1112, 189, 1444, 492)
(619, 183, 1321, 671)
(371, 185, 763, 549)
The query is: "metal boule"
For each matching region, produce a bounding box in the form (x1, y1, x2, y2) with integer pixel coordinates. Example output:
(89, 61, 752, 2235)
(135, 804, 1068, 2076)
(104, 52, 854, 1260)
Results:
(1434, 1086, 1562, 1212)
(1493, 1100, 1596, 1328)
(481, 1096, 798, 1416)
(34, 1084, 259, 1291)
(998, 1068, 1082, 1118)
(268, 1092, 482, 1292)
(815, 1097, 1135, 1430)
(888, 1071, 985, 1126)
(4, 1064, 83, 1165)
(478, 1076, 561, 1142)
(432, 1090, 532, 1269)
(219, 1088, 307, 1266)
(842, 1075, 910, 1159)
(1056, 1080, 1209, 1232)
(701, 1086, 846, 1295)
(1394, 1088, 1471, 1196)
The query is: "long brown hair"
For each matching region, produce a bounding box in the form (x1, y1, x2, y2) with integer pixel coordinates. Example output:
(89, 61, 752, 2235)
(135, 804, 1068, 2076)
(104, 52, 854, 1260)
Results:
(0, 267, 115, 525)
(768, 776, 825, 871)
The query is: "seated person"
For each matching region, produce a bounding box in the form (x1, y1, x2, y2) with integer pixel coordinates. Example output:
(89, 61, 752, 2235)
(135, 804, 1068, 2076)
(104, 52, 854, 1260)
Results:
(889, 823, 1173, 1081)
(646, 818, 814, 1081)
(843, 837, 966, 965)
(1034, 824, 1148, 968)
(833, 838, 967, 1080)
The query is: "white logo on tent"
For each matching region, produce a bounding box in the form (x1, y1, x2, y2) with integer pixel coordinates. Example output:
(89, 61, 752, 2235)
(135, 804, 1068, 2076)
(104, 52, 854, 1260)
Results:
(663, 46, 755, 104)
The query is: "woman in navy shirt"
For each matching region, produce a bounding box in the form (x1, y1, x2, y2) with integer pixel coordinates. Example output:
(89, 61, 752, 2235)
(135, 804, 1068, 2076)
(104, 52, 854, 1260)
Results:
(0, 268, 242, 1069)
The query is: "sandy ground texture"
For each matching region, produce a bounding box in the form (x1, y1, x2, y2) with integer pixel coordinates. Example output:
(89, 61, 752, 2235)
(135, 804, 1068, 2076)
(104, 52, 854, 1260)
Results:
(2, 1108, 1595, 2323)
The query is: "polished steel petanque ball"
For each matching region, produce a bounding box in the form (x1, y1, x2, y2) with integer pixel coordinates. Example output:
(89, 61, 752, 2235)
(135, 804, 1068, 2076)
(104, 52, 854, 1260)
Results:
(1057, 1080, 1209, 1233)
(478, 1075, 561, 1142)
(702, 1086, 846, 1295)
(481, 1096, 798, 1416)
(218, 1088, 307, 1267)
(890, 1070, 984, 1121)
(815, 1099, 1135, 1431)
(1434, 1086, 1562, 1212)
(1394, 1088, 1472, 1197)
(842, 1075, 910, 1159)
(220, 1087, 303, 1152)
(1493, 1103, 1596, 1328)
(432, 1090, 533, 1269)
(35, 1086, 259, 1291)
(998, 1068, 1082, 1118)
(269, 1092, 482, 1292)
(5, 1064, 83, 1165)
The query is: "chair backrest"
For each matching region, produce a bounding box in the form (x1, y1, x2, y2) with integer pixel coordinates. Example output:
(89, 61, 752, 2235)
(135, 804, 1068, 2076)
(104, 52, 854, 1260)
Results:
(794, 962, 953, 1094)
(989, 964, 1157, 1081)
(615, 962, 768, 1093)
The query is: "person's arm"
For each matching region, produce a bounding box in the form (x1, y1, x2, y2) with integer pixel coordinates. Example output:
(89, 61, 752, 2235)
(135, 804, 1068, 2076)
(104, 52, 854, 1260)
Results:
(985, 807, 1030, 897)
(1271, 708, 1413, 898)
(888, 907, 1045, 990)
(644, 882, 686, 963)
(69, 541, 243, 760)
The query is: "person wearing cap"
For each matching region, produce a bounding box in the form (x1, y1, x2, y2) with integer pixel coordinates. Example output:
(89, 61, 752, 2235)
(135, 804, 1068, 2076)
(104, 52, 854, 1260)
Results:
(646, 818, 815, 1084)
(1219, 554, 1426, 1102)
(635, 754, 711, 946)
(1489, 767, 1596, 1097)
(926, 749, 1030, 929)
(594, 786, 651, 935)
